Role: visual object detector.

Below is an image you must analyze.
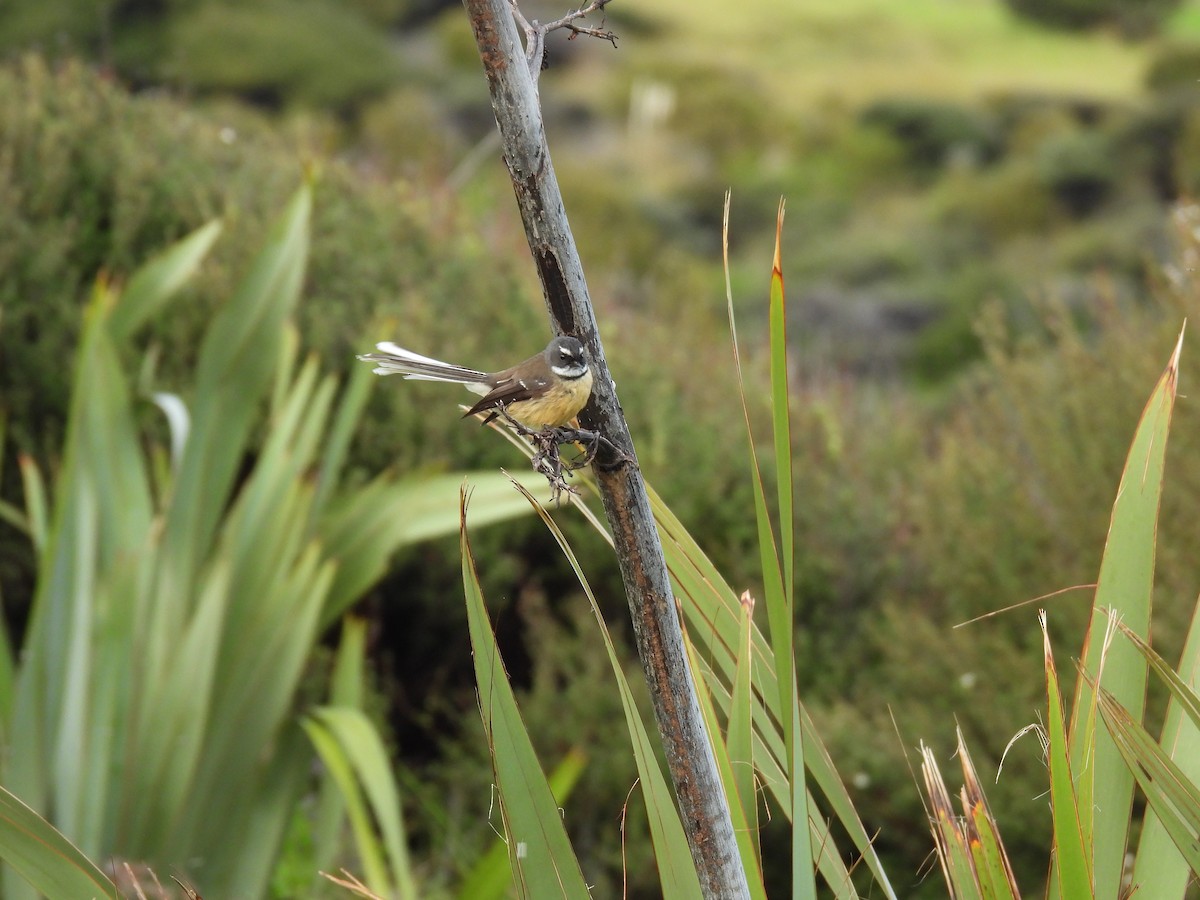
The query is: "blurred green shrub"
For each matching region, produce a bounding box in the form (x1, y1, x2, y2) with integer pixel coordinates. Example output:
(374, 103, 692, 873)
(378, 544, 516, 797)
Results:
(932, 160, 1056, 240)
(0, 54, 571, 685)
(999, 0, 1182, 38)
(708, 118, 907, 250)
(0, 0, 411, 109)
(356, 85, 467, 178)
(0, 55, 537, 472)
(1034, 128, 1118, 217)
(164, 1, 401, 109)
(0, 47, 764, 593)
(344, 0, 413, 27)
(1145, 41, 1200, 93)
(643, 62, 795, 165)
(0, 54, 284, 462)
(1113, 90, 1199, 201)
(434, 6, 488, 73)
(858, 98, 1000, 175)
(0, 0, 105, 60)
(1053, 207, 1164, 281)
(1170, 110, 1200, 197)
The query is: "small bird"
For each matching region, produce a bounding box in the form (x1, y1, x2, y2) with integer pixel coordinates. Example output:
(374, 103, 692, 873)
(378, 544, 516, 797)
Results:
(358, 335, 593, 428)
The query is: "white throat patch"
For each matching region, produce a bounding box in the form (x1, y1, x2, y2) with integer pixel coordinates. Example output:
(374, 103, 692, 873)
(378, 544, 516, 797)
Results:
(552, 362, 587, 379)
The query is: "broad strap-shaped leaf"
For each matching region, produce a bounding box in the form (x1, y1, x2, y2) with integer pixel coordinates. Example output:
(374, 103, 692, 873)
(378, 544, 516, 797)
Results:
(766, 201, 796, 708)
(650, 482, 893, 897)
(303, 707, 418, 899)
(108, 220, 223, 343)
(722, 195, 794, 767)
(1042, 613, 1094, 899)
(320, 470, 555, 627)
(457, 750, 588, 900)
(1110, 613, 1200, 892)
(0, 784, 119, 899)
(509, 478, 707, 899)
(2, 184, 444, 899)
(1051, 329, 1182, 897)
(6, 279, 155, 863)
(1096, 687, 1200, 874)
(160, 183, 311, 594)
(311, 617, 370, 881)
(689, 654, 861, 897)
(543, 198, 897, 896)
(685, 639, 770, 900)
(764, 203, 822, 900)
(460, 489, 591, 900)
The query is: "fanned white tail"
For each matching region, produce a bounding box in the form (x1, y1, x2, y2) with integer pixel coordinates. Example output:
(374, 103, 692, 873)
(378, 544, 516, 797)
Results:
(357, 343, 490, 395)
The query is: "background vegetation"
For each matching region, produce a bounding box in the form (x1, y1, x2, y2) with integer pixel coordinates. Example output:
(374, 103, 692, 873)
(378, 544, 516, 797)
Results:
(2, 0, 1200, 895)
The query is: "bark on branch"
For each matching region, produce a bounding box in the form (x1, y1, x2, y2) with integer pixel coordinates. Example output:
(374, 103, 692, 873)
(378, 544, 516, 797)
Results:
(461, 1, 751, 896)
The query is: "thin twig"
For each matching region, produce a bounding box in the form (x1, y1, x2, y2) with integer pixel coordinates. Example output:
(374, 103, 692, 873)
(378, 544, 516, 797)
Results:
(562, 21, 619, 46)
(542, 0, 615, 34)
(508, 0, 618, 79)
(544, 0, 618, 46)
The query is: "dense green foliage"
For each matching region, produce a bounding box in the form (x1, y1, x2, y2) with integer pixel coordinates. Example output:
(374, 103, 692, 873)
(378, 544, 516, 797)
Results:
(0, 182, 559, 899)
(0, 56, 562, 471)
(1000, 0, 1183, 37)
(0, 0, 412, 107)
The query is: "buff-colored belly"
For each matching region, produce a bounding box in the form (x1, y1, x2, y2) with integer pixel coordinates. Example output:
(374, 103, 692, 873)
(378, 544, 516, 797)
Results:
(506, 370, 594, 427)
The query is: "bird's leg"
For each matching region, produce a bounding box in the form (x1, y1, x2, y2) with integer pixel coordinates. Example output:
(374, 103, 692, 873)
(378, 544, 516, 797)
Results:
(496, 408, 579, 502)
(550, 426, 635, 473)
(492, 409, 634, 499)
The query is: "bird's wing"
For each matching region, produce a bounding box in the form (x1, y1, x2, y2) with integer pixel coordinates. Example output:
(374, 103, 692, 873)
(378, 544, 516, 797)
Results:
(462, 374, 548, 417)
